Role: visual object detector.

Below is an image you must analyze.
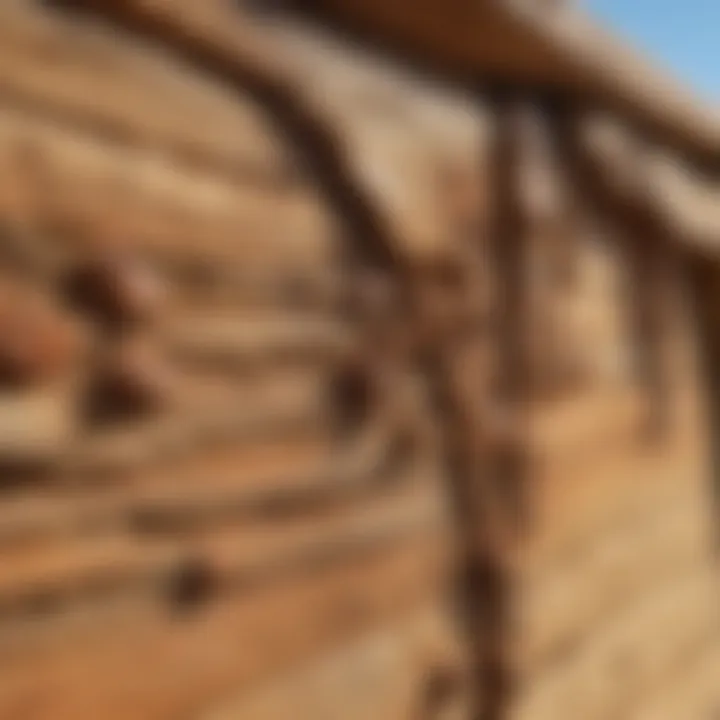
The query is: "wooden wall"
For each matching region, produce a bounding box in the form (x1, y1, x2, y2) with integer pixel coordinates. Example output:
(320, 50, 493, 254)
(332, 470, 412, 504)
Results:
(0, 2, 716, 719)
(0, 4, 478, 718)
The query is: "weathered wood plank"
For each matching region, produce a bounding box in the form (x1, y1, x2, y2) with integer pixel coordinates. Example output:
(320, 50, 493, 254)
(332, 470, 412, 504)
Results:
(0, 0, 297, 184)
(0, 526, 449, 720)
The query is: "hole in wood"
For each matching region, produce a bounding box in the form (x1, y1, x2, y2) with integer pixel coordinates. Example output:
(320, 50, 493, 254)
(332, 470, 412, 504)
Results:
(63, 252, 166, 333)
(0, 460, 55, 493)
(83, 341, 174, 426)
(329, 360, 375, 435)
(166, 557, 218, 614)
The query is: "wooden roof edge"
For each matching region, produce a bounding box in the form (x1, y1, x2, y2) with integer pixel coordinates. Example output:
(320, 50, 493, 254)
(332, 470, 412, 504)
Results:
(285, 0, 719, 172)
(571, 113, 720, 252)
(506, 3, 720, 170)
(40, 0, 719, 171)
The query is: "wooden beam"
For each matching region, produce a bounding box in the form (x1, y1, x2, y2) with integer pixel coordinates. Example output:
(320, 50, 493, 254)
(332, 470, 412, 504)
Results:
(548, 106, 679, 440)
(683, 251, 720, 543)
(548, 103, 720, 538)
(435, 87, 536, 720)
(275, 0, 720, 172)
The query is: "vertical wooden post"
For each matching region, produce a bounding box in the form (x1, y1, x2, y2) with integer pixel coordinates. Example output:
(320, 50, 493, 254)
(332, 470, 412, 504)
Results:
(518, 106, 581, 401)
(412, 87, 539, 720)
(546, 99, 720, 545)
(541, 212, 584, 396)
(622, 216, 676, 438)
(547, 105, 677, 439)
(457, 86, 535, 720)
(488, 89, 534, 530)
(684, 250, 720, 544)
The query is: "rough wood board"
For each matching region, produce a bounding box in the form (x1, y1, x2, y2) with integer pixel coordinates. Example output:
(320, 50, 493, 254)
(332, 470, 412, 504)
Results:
(0, 532, 448, 720)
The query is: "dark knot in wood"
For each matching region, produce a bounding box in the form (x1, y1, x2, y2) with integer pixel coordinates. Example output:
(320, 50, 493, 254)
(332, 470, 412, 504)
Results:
(63, 252, 166, 332)
(166, 556, 218, 614)
(329, 356, 377, 435)
(84, 339, 175, 424)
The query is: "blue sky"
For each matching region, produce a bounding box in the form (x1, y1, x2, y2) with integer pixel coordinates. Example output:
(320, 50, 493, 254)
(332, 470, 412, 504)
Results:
(585, 0, 719, 102)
